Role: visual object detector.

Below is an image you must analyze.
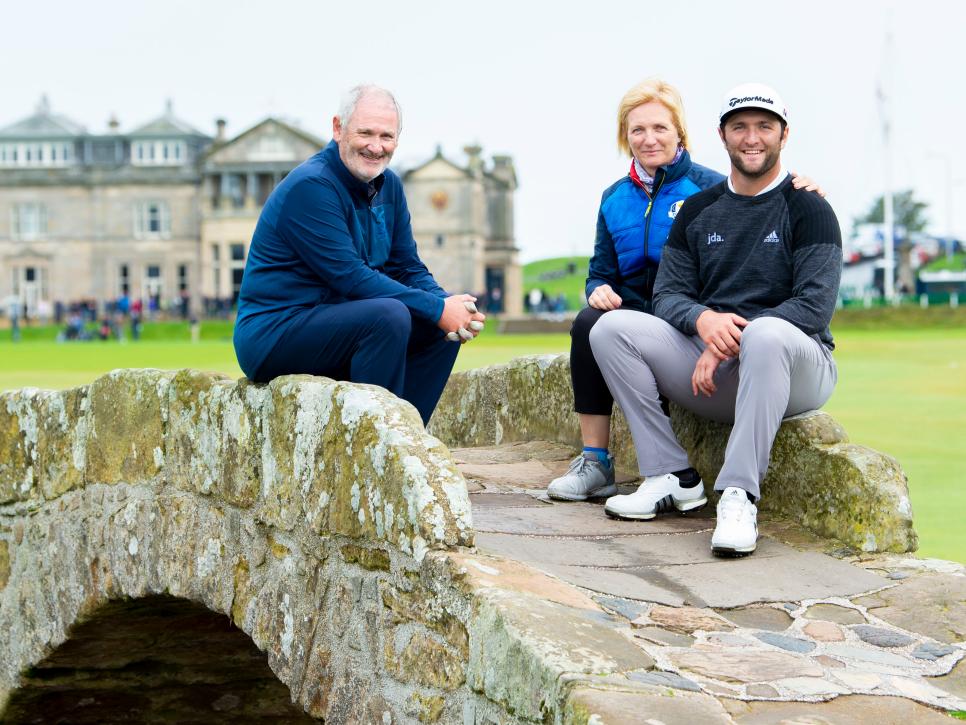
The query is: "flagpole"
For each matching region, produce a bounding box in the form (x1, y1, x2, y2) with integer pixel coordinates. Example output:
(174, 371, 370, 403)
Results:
(878, 26, 896, 301)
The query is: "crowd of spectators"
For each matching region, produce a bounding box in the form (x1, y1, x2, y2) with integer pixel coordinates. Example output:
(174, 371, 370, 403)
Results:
(1, 293, 238, 343)
(4, 285, 580, 343)
(524, 288, 570, 314)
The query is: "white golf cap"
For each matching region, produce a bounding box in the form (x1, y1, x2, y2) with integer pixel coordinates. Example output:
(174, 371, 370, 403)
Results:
(719, 82, 788, 124)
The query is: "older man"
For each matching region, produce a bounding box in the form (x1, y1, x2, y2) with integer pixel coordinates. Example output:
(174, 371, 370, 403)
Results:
(589, 83, 841, 556)
(234, 85, 483, 424)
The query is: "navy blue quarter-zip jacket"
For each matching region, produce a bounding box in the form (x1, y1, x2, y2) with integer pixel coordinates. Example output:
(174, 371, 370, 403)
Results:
(233, 141, 447, 379)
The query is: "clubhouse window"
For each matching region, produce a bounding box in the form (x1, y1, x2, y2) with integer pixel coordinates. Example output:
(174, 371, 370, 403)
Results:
(0, 142, 72, 168)
(11, 202, 48, 240)
(132, 140, 186, 166)
(134, 201, 171, 239)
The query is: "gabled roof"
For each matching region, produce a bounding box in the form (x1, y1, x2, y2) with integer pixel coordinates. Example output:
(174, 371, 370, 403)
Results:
(204, 117, 325, 166)
(402, 146, 472, 180)
(402, 145, 515, 189)
(0, 96, 85, 139)
(128, 100, 207, 138)
(211, 117, 324, 155)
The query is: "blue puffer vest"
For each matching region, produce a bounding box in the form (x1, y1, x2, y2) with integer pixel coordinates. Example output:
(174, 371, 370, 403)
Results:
(586, 150, 724, 311)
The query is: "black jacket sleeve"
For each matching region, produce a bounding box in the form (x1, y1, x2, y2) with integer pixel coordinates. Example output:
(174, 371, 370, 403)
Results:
(753, 190, 841, 334)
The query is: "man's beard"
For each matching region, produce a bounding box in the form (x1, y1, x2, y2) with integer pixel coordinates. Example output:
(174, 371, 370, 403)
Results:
(353, 152, 389, 182)
(728, 145, 780, 179)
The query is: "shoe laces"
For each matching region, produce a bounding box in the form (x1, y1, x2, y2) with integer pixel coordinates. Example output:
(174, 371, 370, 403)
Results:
(719, 489, 754, 522)
(567, 455, 592, 476)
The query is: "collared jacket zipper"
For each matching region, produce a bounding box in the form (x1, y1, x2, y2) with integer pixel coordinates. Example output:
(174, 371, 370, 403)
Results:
(641, 167, 667, 303)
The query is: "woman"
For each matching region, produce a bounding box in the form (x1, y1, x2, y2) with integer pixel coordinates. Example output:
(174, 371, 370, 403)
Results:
(547, 78, 819, 501)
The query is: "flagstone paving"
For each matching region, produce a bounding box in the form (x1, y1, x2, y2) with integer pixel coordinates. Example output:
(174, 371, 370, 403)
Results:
(452, 441, 966, 721)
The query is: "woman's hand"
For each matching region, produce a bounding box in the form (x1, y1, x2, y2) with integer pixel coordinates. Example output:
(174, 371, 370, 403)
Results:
(588, 284, 623, 311)
(692, 347, 722, 397)
(790, 171, 826, 198)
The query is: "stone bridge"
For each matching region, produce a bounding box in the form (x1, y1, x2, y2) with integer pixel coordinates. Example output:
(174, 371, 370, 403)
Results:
(1, 357, 964, 723)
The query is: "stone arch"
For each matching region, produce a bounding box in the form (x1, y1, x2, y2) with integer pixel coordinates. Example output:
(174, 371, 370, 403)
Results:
(3, 595, 317, 723)
(1, 369, 474, 721)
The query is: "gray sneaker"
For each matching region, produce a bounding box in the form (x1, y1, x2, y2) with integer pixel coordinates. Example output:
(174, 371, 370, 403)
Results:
(547, 453, 617, 501)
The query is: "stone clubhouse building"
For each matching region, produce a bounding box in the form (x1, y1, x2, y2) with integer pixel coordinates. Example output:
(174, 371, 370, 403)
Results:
(0, 97, 522, 319)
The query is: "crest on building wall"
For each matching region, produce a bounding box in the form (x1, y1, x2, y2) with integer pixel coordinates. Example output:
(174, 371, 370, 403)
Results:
(430, 190, 449, 211)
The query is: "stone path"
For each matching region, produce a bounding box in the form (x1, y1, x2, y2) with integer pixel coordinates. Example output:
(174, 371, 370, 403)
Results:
(451, 441, 966, 721)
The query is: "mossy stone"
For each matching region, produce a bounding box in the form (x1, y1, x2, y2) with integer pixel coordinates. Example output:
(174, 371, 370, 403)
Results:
(0, 391, 40, 504)
(85, 369, 173, 486)
(0, 539, 10, 590)
(36, 387, 89, 500)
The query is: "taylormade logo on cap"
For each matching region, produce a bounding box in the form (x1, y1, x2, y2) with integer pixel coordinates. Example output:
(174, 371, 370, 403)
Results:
(729, 95, 773, 108)
(720, 83, 788, 124)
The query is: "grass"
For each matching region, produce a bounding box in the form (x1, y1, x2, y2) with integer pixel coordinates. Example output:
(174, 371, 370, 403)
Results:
(822, 328, 966, 563)
(0, 341, 244, 391)
(0, 329, 567, 390)
(1, 319, 964, 564)
(523, 256, 588, 310)
(921, 251, 966, 272)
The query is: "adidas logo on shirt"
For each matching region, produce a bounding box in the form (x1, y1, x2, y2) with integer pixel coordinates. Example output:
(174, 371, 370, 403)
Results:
(763, 230, 780, 244)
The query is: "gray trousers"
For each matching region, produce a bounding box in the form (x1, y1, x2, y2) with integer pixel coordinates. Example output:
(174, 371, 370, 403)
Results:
(589, 312, 837, 499)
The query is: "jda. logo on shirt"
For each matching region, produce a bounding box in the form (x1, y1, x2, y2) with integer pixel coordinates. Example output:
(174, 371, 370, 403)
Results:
(707, 232, 724, 246)
(668, 200, 685, 219)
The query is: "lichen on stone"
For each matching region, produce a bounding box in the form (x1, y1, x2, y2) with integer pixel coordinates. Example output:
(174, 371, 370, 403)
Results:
(340, 544, 391, 572)
(279, 592, 294, 660)
(85, 370, 173, 487)
(0, 390, 42, 503)
(0, 539, 10, 590)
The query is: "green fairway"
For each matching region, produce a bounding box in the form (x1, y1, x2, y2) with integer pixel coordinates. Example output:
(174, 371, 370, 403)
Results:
(0, 332, 568, 390)
(0, 324, 963, 564)
(821, 327, 966, 563)
(0, 341, 244, 391)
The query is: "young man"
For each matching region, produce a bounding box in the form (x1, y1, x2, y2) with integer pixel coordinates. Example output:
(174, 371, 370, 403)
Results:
(233, 85, 484, 425)
(589, 83, 841, 556)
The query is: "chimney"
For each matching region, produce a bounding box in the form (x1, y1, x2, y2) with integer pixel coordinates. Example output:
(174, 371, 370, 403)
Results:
(215, 118, 227, 142)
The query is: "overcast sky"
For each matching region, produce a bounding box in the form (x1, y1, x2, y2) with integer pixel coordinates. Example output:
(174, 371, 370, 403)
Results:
(4, 0, 964, 261)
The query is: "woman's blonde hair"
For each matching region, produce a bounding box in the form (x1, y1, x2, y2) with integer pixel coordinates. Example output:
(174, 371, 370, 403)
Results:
(616, 78, 689, 156)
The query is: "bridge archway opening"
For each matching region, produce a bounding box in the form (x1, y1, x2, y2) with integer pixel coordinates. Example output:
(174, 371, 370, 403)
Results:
(2, 595, 318, 724)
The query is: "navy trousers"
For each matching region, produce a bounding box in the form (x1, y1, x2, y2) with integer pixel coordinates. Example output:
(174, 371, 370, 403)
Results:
(255, 298, 459, 425)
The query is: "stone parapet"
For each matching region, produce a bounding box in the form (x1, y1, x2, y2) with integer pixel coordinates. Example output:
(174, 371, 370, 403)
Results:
(0, 369, 472, 555)
(429, 353, 917, 554)
(428, 354, 582, 450)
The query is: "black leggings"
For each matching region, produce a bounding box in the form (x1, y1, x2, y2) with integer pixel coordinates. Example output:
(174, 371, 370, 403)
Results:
(570, 306, 615, 415)
(570, 306, 668, 417)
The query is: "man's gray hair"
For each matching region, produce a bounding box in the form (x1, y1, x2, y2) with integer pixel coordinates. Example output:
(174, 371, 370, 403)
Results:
(338, 85, 402, 133)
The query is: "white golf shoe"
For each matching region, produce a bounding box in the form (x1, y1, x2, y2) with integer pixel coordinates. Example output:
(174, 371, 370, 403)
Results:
(603, 473, 707, 520)
(711, 486, 758, 556)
